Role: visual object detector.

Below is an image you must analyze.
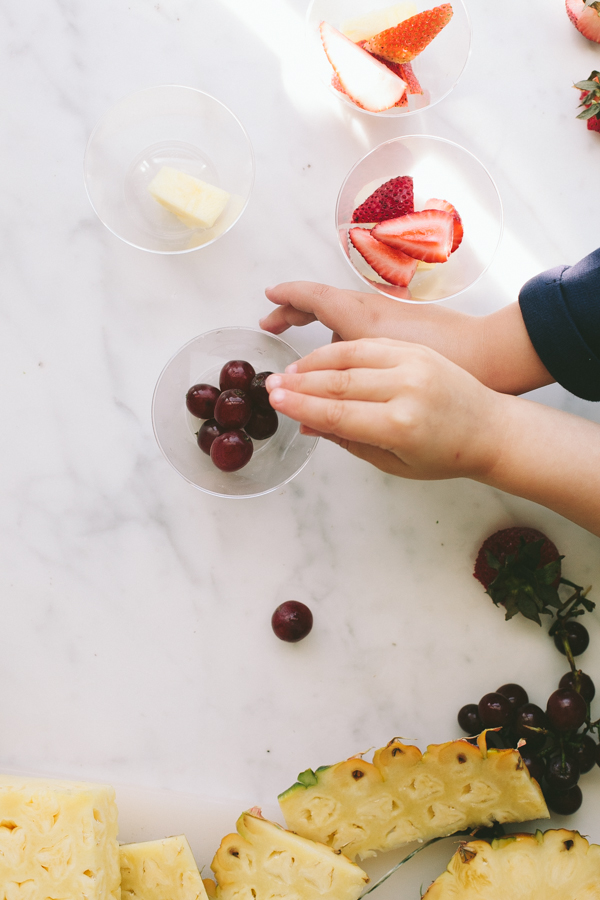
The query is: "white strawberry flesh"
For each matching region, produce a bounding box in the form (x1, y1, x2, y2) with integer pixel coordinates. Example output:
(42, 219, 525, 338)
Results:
(372, 209, 454, 263)
(320, 21, 407, 112)
(349, 227, 418, 286)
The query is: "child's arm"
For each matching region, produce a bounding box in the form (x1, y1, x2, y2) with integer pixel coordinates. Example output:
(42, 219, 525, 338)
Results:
(266, 339, 600, 536)
(260, 283, 553, 395)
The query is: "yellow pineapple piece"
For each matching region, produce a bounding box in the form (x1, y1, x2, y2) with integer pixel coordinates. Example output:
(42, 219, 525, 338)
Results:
(211, 809, 369, 900)
(0, 773, 120, 899)
(148, 167, 231, 229)
(278, 736, 548, 861)
(423, 829, 600, 899)
(120, 834, 208, 900)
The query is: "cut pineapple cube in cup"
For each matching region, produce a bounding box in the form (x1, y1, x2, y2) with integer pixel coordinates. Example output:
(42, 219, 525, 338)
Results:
(84, 86, 254, 253)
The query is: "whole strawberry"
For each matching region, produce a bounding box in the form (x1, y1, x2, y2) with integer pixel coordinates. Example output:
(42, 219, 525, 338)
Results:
(474, 527, 563, 624)
(575, 70, 600, 131)
(351, 176, 414, 223)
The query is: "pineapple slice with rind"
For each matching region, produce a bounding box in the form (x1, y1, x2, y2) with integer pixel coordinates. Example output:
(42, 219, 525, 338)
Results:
(278, 735, 548, 861)
(0, 773, 120, 899)
(423, 828, 600, 899)
(120, 834, 208, 900)
(211, 809, 369, 900)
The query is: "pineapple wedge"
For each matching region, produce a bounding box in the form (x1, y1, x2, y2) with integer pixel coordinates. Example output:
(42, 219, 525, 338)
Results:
(121, 834, 208, 900)
(423, 829, 600, 899)
(211, 809, 369, 900)
(279, 735, 548, 861)
(0, 773, 120, 899)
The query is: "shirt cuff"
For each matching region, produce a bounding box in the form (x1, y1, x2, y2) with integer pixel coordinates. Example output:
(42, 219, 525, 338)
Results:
(518, 250, 600, 401)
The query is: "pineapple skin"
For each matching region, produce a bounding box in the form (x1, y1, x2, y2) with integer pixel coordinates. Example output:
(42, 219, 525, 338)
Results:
(0, 773, 120, 899)
(120, 834, 208, 900)
(423, 829, 600, 899)
(278, 737, 549, 861)
(211, 810, 369, 900)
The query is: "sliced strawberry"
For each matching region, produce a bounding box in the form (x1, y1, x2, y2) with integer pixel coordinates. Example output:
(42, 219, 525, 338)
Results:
(349, 227, 418, 286)
(352, 176, 414, 223)
(566, 0, 600, 42)
(423, 198, 463, 252)
(356, 47, 423, 95)
(363, 4, 453, 64)
(320, 22, 407, 112)
(372, 209, 454, 263)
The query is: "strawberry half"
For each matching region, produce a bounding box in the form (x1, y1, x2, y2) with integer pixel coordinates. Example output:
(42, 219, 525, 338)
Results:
(356, 47, 423, 96)
(423, 198, 463, 251)
(372, 209, 454, 262)
(349, 227, 418, 286)
(351, 176, 414, 223)
(575, 70, 600, 130)
(474, 527, 563, 624)
(566, 0, 600, 42)
(364, 4, 453, 64)
(320, 21, 407, 112)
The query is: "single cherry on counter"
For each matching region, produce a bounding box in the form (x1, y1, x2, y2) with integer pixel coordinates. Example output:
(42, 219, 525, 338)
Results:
(271, 601, 313, 642)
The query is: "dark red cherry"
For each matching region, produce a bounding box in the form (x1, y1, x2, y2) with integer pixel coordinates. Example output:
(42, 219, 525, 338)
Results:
(249, 372, 274, 410)
(478, 692, 513, 728)
(245, 407, 279, 441)
(519, 751, 545, 784)
(559, 670, 595, 704)
(271, 601, 313, 642)
(210, 430, 253, 472)
(457, 704, 483, 735)
(219, 360, 256, 392)
(546, 689, 587, 732)
(554, 620, 589, 656)
(496, 683, 529, 712)
(197, 419, 226, 455)
(544, 784, 582, 815)
(573, 734, 597, 774)
(514, 703, 548, 750)
(186, 383, 220, 419)
(214, 389, 252, 430)
(545, 754, 579, 791)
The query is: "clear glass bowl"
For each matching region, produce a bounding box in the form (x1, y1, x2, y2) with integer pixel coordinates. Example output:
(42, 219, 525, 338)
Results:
(306, 0, 471, 117)
(84, 86, 254, 253)
(336, 135, 503, 303)
(152, 328, 319, 498)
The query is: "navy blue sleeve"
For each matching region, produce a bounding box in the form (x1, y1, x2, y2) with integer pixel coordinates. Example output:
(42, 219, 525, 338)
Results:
(518, 248, 600, 401)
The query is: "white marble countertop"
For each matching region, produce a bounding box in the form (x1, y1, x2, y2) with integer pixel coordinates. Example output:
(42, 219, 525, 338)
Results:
(2, 0, 600, 890)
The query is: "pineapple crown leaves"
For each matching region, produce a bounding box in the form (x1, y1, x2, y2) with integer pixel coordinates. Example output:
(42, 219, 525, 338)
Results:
(484, 538, 563, 625)
(575, 71, 600, 120)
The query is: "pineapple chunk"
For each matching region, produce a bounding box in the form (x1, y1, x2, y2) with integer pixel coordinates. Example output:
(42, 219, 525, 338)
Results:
(211, 809, 369, 900)
(148, 167, 230, 229)
(341, 2, 418, 42)
(423, 829, 600, 899)
(120, 834, 208, 900)
(278, 736, 548, 861)
(0, 773, 120, 899)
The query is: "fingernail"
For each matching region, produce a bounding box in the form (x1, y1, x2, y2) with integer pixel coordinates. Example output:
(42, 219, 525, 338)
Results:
(285, 362, 298, 374)
(266, 374, 282, 390)
(265, 285, 276, 292)
(259, 316, 267, 328)
(300, 425, 319, 436)
(269, 388, 285, 405)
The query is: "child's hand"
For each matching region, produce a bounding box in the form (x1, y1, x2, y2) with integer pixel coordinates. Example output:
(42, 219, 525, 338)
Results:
(266, 338, 507, 481)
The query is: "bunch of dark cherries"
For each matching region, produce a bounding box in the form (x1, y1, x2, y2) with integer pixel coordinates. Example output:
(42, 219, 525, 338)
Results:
(458, 620, 599, 816)
(186, 360, 277, 472)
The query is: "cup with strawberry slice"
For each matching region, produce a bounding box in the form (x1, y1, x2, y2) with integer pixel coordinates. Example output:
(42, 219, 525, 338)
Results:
(336, 135, 503, 302)
(306, 0, 471, 116)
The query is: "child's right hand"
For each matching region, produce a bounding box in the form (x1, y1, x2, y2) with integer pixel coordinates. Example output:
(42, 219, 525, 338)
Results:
(266, 337, 508, 481)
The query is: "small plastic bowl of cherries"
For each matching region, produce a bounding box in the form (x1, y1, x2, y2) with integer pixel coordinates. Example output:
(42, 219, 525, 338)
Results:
(152, 327, 319, 498)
